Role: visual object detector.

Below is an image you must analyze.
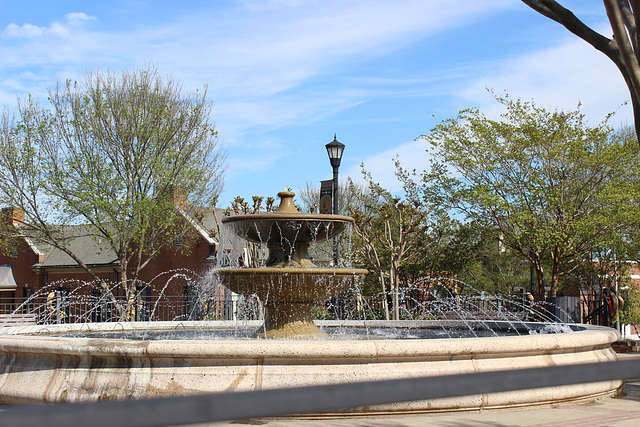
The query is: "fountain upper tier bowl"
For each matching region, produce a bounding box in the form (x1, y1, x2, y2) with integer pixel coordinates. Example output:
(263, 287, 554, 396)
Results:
(220, 190, 357, 268)
(222, 212, 353, 247)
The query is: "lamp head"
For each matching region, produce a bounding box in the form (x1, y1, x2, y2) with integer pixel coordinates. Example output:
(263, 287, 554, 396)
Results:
(325, 134, 345, 168)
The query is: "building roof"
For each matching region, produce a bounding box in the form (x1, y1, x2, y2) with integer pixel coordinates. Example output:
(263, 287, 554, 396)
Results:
(18, 208, 220, 270)
(23, 224, 119, 269)
(200, 207, 226, 241)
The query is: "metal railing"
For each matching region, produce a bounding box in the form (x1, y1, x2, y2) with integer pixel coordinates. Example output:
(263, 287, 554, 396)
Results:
(1, 292, 579, 325)
(0, 295, 253, 324)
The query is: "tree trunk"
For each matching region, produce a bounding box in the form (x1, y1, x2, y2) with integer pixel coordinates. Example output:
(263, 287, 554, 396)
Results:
(390, 263, 401, 320)
(378, 271, 390, 320)
(120, 260, 137, 321)
(549, 247, 561, 298)
(534, 261, 546, 300)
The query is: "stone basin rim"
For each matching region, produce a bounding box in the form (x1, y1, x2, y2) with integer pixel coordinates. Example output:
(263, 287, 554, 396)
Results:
(0, 320, 621, 410)
(215, 267, 369, 275)
(221, 213, 355, 224)
(0, 321, 620, 359)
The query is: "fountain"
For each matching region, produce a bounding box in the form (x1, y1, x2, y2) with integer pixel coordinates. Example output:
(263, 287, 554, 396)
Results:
(217, 189, 367, 338)
(0, 190, 622, 413)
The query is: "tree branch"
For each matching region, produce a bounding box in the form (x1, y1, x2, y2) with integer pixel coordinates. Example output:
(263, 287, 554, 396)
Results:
(522, 0, 618, 56)
(605, 0, 640, 97)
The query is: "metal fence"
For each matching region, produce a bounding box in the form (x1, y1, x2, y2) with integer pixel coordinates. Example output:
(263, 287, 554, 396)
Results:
(1, 290, 575, 325)
(0, 294, 247, 324)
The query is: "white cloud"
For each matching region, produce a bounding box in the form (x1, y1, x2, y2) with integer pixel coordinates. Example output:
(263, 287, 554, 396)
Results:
(4, 23, 45, 38)
(1, 2, 513, 106)
(0, 0, 532, 203)
(457, 34, 633, 126)
(48, 22, 71, 37)
(66, 12, 95, 23)
(3, 12, 96, 39)
(344, 138, 432, 193)
(348, 23, 635, 196)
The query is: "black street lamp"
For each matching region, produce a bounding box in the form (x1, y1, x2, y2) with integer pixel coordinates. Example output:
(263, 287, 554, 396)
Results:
(325, 134, 344, 266)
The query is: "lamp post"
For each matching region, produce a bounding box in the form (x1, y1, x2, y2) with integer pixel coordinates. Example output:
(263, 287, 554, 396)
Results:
(326, 134, 344, 266)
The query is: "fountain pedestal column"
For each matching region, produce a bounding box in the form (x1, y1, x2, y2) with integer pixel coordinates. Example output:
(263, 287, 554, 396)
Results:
(217, 266, 366, 338)
(262, 302, 323, 338)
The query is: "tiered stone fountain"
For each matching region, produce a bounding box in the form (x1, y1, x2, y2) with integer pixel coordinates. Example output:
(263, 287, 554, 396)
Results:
(217, 189, 367, 338)
(0, 189, 622, 413)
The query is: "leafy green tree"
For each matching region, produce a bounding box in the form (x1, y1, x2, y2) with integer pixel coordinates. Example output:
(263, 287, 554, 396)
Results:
(428, 221, 531, 296)
(620, 282, 640, 327)
(0, 65, 226, 318)
(421, 94, 638, 299)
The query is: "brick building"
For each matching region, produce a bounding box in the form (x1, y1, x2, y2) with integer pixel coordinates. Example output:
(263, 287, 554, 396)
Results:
(0, 206, 226, 321)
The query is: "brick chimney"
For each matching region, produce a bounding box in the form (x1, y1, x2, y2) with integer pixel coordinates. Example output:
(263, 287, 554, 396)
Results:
(158, 186, 187, 208)
(2, 207, 25, 226)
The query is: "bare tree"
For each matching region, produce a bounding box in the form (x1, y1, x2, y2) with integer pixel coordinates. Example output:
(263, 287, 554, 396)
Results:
(296, 179, 363, 214)
(522, 0, 640, 144)
(349, 162, 437, 320)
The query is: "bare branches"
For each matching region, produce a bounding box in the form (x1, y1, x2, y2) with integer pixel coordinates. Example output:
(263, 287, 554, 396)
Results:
(606, 0, 640, 96)
(522, 0, 640, 144)
(522, 0, 616, 54)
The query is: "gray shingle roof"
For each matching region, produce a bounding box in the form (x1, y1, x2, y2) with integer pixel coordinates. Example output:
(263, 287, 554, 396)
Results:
(0, 264, 18, 289)
(18, 208, 220, 269)
(29, 224, 119, 268)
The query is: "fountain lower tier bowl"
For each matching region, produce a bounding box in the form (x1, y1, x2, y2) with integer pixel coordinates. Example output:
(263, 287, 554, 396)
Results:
(0, 321, 621, 413)
(216, 267, 368, 301)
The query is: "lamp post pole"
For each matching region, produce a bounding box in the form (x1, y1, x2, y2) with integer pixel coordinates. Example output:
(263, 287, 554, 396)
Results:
(325, 135, 345, 266)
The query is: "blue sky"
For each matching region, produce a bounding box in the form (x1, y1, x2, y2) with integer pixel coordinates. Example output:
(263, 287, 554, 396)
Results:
(0, 1, 632, 208)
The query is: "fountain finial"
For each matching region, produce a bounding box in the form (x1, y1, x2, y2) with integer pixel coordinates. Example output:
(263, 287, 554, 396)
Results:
(276, 188, 298, 213)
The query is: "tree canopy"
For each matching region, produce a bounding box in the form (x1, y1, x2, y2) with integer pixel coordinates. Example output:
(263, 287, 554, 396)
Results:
(420, 94, 639, 298)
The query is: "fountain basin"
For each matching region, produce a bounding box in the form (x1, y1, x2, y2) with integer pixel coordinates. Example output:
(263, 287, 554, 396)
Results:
(217, 267, 368, 301)
(0, 321, 621, 413)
